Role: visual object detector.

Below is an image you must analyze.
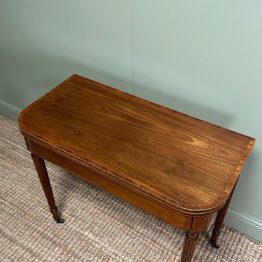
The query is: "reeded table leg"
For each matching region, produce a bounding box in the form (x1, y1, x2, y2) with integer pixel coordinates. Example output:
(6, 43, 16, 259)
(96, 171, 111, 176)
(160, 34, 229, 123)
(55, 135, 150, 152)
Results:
(31, 153, 64, 223)
(181, 231, 199, 262)
(210, 191, 234, 248)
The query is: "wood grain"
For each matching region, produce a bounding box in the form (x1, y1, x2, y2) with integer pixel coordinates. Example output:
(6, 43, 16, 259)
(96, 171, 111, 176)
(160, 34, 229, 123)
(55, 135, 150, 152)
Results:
(19, 74, 255, 216)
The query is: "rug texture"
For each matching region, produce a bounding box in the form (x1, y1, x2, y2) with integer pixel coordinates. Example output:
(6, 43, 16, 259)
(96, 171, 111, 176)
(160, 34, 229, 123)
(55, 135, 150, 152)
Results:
(0, 115, 261, 262)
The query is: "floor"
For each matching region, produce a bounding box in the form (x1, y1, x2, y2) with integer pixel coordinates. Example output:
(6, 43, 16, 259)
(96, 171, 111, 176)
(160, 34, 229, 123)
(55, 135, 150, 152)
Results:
(0, 115, 261, 261)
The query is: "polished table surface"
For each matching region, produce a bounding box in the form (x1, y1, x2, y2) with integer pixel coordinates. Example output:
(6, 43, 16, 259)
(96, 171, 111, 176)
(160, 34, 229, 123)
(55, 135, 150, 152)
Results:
(19, 74, 255, 261)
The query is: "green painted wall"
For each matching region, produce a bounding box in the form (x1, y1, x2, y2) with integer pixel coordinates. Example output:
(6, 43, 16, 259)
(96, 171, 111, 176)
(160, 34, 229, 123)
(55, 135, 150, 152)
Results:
(0, 1, 261, 240)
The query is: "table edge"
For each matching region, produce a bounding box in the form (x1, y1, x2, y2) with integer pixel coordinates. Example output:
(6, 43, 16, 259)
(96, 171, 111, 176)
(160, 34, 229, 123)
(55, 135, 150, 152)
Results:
(18, 74, 256, 216)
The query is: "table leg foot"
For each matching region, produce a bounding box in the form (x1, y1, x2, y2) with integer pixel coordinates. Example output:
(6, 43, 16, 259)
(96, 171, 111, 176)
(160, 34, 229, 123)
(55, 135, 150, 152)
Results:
(50, 206, 65, 223)
(55, 218, 65, 224)
(210, 239, 220, 249)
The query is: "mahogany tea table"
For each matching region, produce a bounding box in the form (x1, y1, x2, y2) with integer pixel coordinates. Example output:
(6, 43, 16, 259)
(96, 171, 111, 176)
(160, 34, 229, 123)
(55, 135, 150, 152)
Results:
(19, 75, 255, 261)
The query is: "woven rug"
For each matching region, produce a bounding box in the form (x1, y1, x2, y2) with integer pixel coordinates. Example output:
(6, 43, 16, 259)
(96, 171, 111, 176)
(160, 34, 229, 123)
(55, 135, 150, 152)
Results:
(0, 115, 261, 261)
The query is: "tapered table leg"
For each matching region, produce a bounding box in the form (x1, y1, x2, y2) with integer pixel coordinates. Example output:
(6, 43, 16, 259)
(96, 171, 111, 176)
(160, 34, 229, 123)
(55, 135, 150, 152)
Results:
(181, 231, 199, 262)
(31, 153, 64, 223)
(210, 190, 234, 248)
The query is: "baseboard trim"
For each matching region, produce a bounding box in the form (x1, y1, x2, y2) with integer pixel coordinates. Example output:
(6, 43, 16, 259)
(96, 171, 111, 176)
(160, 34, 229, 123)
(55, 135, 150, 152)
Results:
(0, 100, 20, 120)
(226, 208, 262, 241)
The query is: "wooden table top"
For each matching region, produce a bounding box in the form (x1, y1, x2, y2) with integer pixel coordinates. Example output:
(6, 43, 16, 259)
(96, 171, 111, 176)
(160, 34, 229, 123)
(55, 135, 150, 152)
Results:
(19, 75, 255, 215)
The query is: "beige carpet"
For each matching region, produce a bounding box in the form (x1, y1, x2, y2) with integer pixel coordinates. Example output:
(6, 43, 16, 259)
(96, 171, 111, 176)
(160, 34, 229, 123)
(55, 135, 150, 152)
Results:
(0, 115, 261, 262)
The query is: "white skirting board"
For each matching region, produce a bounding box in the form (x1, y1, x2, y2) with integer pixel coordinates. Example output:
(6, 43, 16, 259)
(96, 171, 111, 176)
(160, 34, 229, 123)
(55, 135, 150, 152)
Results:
(225, 208, 262, 242)
(0, 100, 20, 120)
